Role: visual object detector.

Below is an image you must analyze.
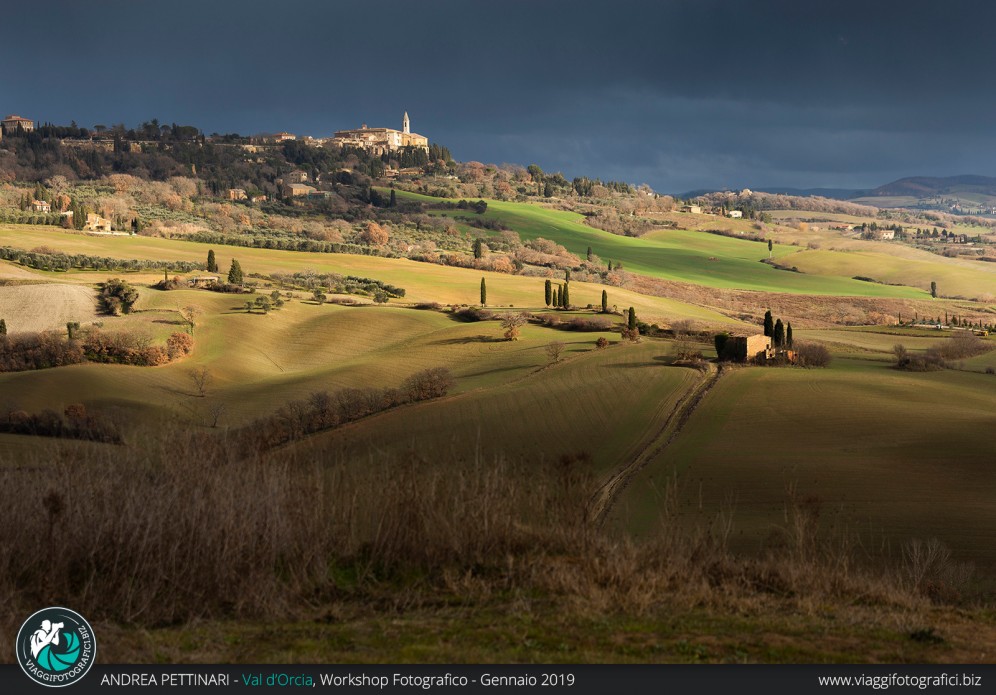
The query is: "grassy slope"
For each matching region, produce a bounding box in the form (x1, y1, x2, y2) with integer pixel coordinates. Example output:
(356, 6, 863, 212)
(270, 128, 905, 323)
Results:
(395, 191, 923, 298)
(785, 248, 996, 299)
(613, 358, 996, 571)
(293, 341, 699, 477)
(0, 225, 738, 328)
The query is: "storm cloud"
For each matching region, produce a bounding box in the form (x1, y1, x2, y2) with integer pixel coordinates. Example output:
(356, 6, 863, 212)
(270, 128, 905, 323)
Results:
(3, 0, 995, 191)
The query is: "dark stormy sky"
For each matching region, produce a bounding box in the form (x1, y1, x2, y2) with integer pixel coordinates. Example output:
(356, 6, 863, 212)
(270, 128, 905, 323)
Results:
(3, 1, 996, 193)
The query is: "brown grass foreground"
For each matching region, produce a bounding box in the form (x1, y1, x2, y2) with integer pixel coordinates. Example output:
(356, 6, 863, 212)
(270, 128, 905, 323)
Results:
(0, 430, 992, 662)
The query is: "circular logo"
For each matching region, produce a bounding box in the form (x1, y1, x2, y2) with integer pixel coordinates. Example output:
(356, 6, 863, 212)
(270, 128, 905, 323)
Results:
(15, 607, 96, 688)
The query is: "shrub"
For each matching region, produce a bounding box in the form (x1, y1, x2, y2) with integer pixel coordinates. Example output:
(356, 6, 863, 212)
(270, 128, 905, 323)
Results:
(166, 332, 194, 359)
(403, 367, 455, 401)
(595, 336, 609, 349)
(453, 307, 494, 322)
(794, 342, 832, 368)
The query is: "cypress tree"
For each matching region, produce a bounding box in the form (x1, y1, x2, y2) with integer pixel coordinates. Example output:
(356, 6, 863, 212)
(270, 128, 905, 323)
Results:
(480, 277, 487, 306)
(228, 259, 244, 285)
(565, 268, 571, 282)
(773, 319, 785, 347)
(601, 289, 608, 313)
(544, 279, 552, 306)
(554, 286, 561, 308)
(607, 260, 613, 271)
(930, 281, 937, 298)
(473, 238, 483, 259)
(628, 307, 637, 330)
(586, 246, 593, 261)
(390, 188, 397, 207)
(786, 322, 793, 348)
(207, 249, 217, 272)
(763, 309, 774, 337)
(562, 281, 570, 307)
(0, 318, 6, 335)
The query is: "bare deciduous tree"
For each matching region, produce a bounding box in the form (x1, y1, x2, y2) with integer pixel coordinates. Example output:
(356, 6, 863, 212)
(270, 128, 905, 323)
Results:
(545, 341, 565, 362)
(178, 305, 201, 335)
(189, 366, 212, 397)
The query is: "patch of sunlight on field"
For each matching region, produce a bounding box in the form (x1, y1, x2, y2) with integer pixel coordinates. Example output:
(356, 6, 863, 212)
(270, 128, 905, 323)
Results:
(392, 192, 922, 298)
(786, 249, 996, 299)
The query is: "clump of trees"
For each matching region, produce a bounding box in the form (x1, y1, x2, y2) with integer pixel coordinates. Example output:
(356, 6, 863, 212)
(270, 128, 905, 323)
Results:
(0, 328, 193, 372)
(793, 342, 832, 368)
(894, 332, 990, 371)
(99, 278, 140, 315)
(536, 315, 611, 332)
(763, 309, 793, 348)
(270, 271, 405, 299)
(0, 403, 121, 444)
(0, 246, 202, 274)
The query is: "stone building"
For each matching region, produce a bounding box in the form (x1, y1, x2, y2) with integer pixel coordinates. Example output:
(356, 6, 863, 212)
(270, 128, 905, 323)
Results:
(723, 334, 772, 362)
(333, 112, 429, 154)
(2, 114, 34, 134)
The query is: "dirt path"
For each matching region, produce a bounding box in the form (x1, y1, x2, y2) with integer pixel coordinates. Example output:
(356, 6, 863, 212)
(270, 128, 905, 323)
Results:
(586, 363, 724, 526)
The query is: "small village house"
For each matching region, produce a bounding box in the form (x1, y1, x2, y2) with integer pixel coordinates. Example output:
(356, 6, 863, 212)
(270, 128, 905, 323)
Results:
(31, 200, 51, 213)
(227, 188, 248, 201)
(680, 204, 702, 214)
(727, 210, 743, 218)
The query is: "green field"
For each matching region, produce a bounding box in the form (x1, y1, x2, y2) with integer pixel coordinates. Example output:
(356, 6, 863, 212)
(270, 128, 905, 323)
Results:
(396, 191, 925, 298)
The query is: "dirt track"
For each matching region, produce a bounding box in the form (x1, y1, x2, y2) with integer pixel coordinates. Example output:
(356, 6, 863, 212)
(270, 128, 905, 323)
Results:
(587, 363, 724, 526)
(0, 284, 99, 334)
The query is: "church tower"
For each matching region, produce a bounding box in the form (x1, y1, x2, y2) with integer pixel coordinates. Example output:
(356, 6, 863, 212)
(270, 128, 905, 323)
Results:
(403, 111, 410, 134)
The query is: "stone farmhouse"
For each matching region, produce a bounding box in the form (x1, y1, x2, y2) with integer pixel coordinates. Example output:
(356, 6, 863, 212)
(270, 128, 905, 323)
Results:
(31, 200, 50, 213)
(84, 213, 113, 232)
(333, 112, 428, 154)
(723, 334, 772, 362)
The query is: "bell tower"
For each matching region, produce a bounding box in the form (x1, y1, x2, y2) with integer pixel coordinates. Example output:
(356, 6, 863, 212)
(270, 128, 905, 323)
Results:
(403, 111, 410, 134)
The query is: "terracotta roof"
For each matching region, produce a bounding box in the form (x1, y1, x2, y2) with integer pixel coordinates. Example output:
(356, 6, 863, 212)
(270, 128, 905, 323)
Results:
(3, 115, 32, 121)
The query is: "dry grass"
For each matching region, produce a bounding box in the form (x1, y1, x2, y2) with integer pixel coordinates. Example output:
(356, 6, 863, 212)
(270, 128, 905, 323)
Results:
(0, 426, 959, 645)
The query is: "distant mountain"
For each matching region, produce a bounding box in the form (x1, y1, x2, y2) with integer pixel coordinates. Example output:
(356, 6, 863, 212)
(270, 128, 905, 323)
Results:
(865, 174, 996, 198)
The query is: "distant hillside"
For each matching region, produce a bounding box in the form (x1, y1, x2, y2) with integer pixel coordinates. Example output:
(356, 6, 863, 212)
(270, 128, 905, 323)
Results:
(680, 187, 865, 200)
(866, 174, 996, 198)
(753, 186, 866, 200)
